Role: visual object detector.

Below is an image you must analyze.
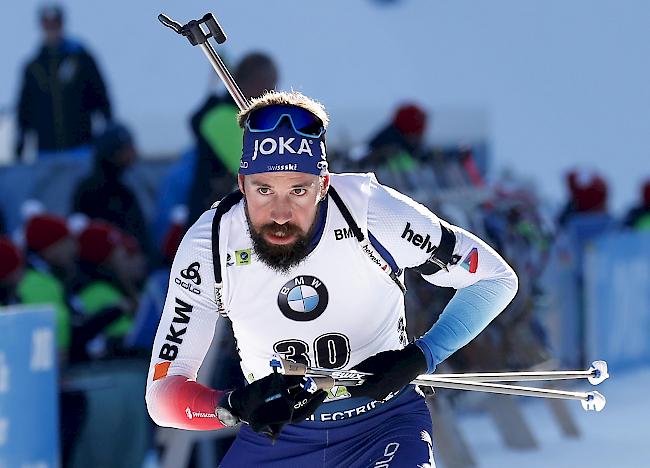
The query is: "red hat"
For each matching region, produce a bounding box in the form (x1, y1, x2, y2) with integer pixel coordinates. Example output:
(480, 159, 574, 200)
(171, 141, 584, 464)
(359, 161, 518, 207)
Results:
(161, 223, 185, 263)
(25, 214, 70, 253)
(393, 104, 427, 137)
(567, 171, 608, 212)
(0, 237, 23, 281)
(78, 221, 123, 264)
(642, 180, 650, 208)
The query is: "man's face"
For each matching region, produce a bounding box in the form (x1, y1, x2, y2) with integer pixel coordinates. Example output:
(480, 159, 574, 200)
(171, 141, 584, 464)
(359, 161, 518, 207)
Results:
(239, 64, 278, 100)
(239, 172, 328, 273)
(41, 18, 63, 46)
(42, 236, 78, 276)
(114, 144, 137, 172)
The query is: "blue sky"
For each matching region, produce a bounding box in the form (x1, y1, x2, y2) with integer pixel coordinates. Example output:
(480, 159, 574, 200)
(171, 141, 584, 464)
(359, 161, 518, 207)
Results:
(1, 1, 648, 214)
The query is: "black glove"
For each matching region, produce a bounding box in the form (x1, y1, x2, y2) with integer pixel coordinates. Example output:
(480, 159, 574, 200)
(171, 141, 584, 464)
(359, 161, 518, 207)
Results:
(225, 373, 326, 436)
(347, 343, 428, 401)
(258, 383, 327, 440)
(287, 383, 328, 423)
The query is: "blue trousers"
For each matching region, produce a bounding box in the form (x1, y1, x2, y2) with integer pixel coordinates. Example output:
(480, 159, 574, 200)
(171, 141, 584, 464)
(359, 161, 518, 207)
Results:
(220, 390, 435, 467)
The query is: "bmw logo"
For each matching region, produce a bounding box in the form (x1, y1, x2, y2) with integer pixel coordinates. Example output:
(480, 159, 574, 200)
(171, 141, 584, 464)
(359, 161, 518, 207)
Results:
(277, 275, 329, 321)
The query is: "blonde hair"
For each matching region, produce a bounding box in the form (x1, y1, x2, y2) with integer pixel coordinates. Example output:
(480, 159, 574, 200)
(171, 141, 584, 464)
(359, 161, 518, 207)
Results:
(237, 90, 329, 129)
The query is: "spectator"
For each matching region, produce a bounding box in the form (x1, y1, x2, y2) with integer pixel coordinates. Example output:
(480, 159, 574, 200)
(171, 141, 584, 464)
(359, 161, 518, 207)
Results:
(187, 52, 278, 223)
(126, 207, 187, 350)
(14, 213, 128, 363)
(623, 180, 650, 230)
(16, 213, 78, 352)
(0, 237, 24, 306)
(558, 170, 609, 227)
(8, 216, 131, 466)
(75, 221, 136, 357)
(363, 103, 428, 172)
(15, 4, 112, 160)
(9, 214, 85, 468)
(554, 170, 615, 365)
(72, 123, 151, 256)
(119, 232, 148, 302)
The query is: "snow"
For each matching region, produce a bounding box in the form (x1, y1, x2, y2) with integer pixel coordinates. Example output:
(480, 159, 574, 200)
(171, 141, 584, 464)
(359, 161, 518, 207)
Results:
(454, 367, 650, 468)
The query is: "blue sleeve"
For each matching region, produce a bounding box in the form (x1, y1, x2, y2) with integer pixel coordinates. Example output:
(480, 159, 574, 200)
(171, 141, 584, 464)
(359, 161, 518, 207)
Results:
(415, 277, 516, 373)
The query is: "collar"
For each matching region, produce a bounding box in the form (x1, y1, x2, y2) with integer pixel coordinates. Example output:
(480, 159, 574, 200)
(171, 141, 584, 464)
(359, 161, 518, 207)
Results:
(307, 196, 329, 253)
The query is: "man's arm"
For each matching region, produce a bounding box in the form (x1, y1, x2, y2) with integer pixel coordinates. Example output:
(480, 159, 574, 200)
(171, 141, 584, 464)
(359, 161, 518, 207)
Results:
(366, 174, 518, 371)
(145, 206, 322, 433)
(15, 64, 35, 161)
(414, 230, 518, 372)
(81, 51, 112, 120)
(145, 210, 227, 430)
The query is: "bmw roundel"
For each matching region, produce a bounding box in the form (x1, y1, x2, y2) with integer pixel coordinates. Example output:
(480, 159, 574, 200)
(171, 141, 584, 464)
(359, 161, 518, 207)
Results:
(277, 275, 329, 321)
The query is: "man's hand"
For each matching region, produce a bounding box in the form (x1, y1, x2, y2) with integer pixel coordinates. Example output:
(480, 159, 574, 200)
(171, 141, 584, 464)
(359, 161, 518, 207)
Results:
(257, 381, 327, 440)
(224, 373, 326, 436)
(347, 343, 428, 401)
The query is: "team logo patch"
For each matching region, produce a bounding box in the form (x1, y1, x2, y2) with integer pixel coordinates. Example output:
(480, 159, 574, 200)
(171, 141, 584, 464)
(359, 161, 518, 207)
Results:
(461, 247, 479, 273)
(277, 276, 329, 321)
(236, 249, 251, 265)
(181, 262, 201, 285)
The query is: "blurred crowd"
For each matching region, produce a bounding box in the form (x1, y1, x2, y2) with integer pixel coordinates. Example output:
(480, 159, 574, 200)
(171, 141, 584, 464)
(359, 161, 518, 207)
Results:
(2, 3, 650, 467)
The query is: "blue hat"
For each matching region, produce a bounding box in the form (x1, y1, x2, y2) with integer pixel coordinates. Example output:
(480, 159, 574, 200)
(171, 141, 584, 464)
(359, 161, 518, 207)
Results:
(239, 105, 328, 176)
(94, 123, 133, 162)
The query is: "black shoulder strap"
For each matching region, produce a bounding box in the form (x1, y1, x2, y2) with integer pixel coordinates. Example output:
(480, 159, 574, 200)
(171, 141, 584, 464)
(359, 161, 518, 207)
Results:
(211, 190, 244, 284)
(414, 220, 456, 276)
(328, 186, 365, 242)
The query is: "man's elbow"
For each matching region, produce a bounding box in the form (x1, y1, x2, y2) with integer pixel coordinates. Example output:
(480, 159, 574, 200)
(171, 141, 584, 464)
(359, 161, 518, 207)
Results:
(145, 384, 173, 428)
(503, 264, 519, 303)
(146, 406, 165, 428)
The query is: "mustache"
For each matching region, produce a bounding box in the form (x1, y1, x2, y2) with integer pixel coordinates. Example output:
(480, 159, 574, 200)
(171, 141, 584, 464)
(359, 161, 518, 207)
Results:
(258, 222, 303, 237)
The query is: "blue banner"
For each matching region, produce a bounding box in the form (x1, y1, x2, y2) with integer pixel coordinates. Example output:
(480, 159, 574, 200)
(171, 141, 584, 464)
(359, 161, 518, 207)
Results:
(540, 213, 616, 368)
(0, 306, 59, 467)
(584, 232, 650, 369)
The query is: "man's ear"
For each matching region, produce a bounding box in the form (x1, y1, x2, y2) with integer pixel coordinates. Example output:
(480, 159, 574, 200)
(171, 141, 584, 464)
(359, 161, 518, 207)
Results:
(320, 174, 330, 200)
(238, 174, 245, 194)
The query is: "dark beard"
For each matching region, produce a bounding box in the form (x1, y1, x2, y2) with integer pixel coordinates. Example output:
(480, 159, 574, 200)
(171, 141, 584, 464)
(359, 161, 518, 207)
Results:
(244, 201, 317, 274)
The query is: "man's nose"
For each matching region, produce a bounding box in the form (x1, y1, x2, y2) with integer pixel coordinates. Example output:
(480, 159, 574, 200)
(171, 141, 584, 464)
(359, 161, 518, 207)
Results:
(270, 199, 292, 225)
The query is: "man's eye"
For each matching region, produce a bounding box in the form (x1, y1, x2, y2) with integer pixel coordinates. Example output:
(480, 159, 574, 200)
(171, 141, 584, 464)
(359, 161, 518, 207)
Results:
(292, 188, 307, 196)
(258, 187, 271, 195)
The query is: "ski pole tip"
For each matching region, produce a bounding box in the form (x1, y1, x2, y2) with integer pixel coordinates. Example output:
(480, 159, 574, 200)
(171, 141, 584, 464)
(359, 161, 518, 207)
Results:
(581, 391, 606, 412)
(588, 361, 609, 385)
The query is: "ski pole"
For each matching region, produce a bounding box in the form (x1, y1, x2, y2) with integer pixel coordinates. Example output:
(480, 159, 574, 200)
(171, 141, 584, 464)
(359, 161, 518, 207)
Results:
(270, 356, 607, 411)
(410, 377, 606, 411)
(427, 360, 608, 385)
(270, 356, 608, 386)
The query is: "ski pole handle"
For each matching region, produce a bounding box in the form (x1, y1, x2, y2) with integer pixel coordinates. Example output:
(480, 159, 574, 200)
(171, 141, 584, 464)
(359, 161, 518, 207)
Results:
(270, 355, 368, 388)
(270, 355, 308, 376)
(157, 12, 249, 110)
(158, 14, 183, 34)
(158, 13, 224, 46)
